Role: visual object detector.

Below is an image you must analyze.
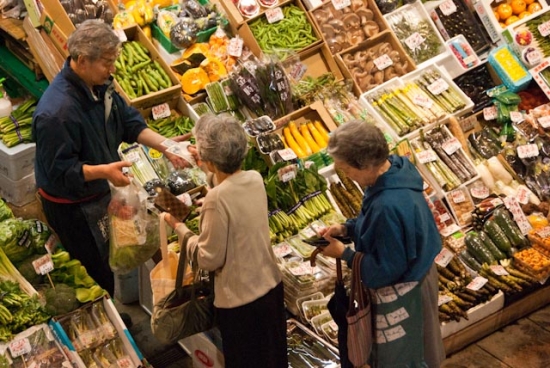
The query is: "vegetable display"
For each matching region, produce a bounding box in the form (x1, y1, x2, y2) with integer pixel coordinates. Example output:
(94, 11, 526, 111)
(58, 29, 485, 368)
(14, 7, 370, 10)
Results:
(0, 98, 37, 148)
(114, 41, 173, 99)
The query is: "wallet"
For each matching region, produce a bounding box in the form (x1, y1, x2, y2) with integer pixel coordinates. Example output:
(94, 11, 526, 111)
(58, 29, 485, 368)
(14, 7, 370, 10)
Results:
(153, 188, 192, 221)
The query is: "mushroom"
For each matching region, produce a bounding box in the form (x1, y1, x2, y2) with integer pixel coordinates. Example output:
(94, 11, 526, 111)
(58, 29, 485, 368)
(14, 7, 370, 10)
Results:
(321, 24, 336, 38)
(394, 61, 408, 76)
(351, 0, 365, 12)
(363, 60, 375, 74)
(342, 13, 361, 31)
(362, 20, 379, 38)
(348, 30, 366, 46)
(358, 74, 374, 91)
(389, 50, 401, 63)
(356, 7, 374, 24)
(313, 9, 332, 24)
(384, 66, 398, 80)
(378, 42, 391, 56)
(329, 18, 345, 33)
(327, 38, 344, 54)
(373, 70, 384, 84)
(343, 53, 358, 67)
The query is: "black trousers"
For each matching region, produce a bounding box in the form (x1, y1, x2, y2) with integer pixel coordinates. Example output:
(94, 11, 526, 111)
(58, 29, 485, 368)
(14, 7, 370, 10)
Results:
(217, 281, 288, 368)
(40, 196, 115, 296)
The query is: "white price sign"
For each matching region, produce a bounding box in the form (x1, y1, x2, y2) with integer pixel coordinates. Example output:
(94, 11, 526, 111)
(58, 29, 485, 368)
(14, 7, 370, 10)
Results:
(125, 151, 140, 163)
(440, 224, 461, 237)
(427, 78, 449, 95)
(510, 111, 524, 123)
(273, 241, 293, 258)
(483, 105, 498, 120)
(538, 115, 550, 128)
(516, 185, 531, 205)
(490, 265, 509, 276)
(278, 148, 297, 161)
(539, 20, 550, 37)
(373, 54, 393, 70)
(442, 137, 462, 155)
(413, 94, 433, 109)
(517, 143, 539, 159)
(331, 0, 351, 10)
(266, 7, 284, 23)
(405, 32, 425, 50)
(289, 62, 308, 81)
(9, 338, 31, 358)
(460, 115, 477, 132)
(32, 254, 54, 275)
(439, 0, 457, 16)
(438, 294, 453, 306)
(228, 37, 244, 57)
(151, 103, 171, 120)
(537, 226, 550, 238)
(470, 185, 490, 199)
(451, 190, 466, 203)
(434, 247, 454, 267)
(503, 196, 532, 235)
(290, 263, 319, 276)
(526, 49, 542, 65)
(439, 213, 451, 222)
(416, 149, 438, 164)
(466, 276, 488, 291)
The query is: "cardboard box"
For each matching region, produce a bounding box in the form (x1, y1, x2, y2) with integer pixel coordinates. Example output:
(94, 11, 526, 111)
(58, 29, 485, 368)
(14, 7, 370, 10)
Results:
(335, 30, 416, 96)
(179, 328, 225, 368)
(309, 0, 388, 55)
(0, 142, 35, 181)
(0, 171, 36, 207)
(114, 25, 182, 110)
(139, 95, 200, 124)
(282, 42, 343, 82)
(237, 0, 323, 58)
(23, 0, 43, 27)
(23, 16, 64, 82)
(40, 9, 69, 58)
(274, 100, 337, 132)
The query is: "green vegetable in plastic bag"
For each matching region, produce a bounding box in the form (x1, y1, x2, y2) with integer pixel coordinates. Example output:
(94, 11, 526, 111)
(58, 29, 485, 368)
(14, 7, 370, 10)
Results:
(22, 219, 50, 254)
(0, 218, 33, 264)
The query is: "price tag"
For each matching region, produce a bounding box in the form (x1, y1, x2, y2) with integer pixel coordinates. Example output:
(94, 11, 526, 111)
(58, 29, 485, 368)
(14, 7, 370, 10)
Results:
(451, 190, 466, 203)
(125, 151, 140, 163)
(442, 137, 462, 155)
(427, 78, 449, 95)
(483, 105, 498, 120)
(301, 227, 317, 238)
(517, 143, 539, 159)
(539, 20, 550, 37)
(228, 37, 244, 57)
(32, 254, 54, 275)
(439, 0, 457, 16)
(266, 7, 284, 23)
(289, 62, 308, 81)
(434, 247, 454, 267)
(117, 357, 134, 368)
(516, 185, 531, 205)
(113, 28, 127, 42)
(151, 103, 171, 120)
(273, 242, 293, 258)
(9, 338, 31, 358)
(440, 223, 461, 237)
(490, 265, 509, 276)
(470, 185, 490, 199)
(460, 115, 477, 132)
(510, 111, 524, 123)
(439, 213, 451, 222)
(463, 55, 477, 65)
(281, 170, 296, 182)
(466, 276, 488, 291)
(526, 49, 542, 65)
(405, 32, 425, 50)
(438, 294, 453, 306)
(416, 149, 438, 164)
(503, 196, 532, 235)
(373, 54, 393, 70)
(331, 0, 351, 10)
(537, 226, 550, 238)
(538, 115, 550, 128)
(278, 148, 297, 161)
(413, 94, 433, 109)
(289, 263, 319, 276)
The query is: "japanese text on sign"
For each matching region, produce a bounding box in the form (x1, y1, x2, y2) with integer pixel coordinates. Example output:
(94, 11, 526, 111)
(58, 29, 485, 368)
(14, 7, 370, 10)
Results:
(373, 54, 393, 70)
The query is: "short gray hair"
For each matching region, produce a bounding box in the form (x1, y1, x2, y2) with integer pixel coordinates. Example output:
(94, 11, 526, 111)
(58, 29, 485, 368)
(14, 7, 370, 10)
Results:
(327, 120, 389, 169)
(67, 19, 120, 62)
(194, 114, 248, 174)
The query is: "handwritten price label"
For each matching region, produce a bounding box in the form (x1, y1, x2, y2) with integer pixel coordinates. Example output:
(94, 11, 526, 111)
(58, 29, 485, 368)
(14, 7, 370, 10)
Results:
(451, 190, 466, 203)
(439, 0, 457, 16)
(441, 224, 461, 237)
(526, 49, 542, 65)
(151, 103, 171, 120)
(538, 115, 550, 128)
(373, 54, 393, 70)
(539, 20, 550, 37)
(438, 294, 453, 306)
(470, 185, 490, 199)
(331, 0, 351, 10)
(434, 247, 454, 267)
(405, 32, 425, 50)
(467, 276, 488, 291)
(503, 196, 532, 235)
(289, 62, 308, 81)
(228, 37, 244, 57)
(416, 149, 438, 164)
(439, 213, 451, 222)
(32, 254, 54, 275)
(278, 148, 297, 161)
(490, 265, 509, 276)
(289, 263, 319, 276)
(517, 143, 539, 159)
(510, 111, 524, 123)
(537, 226, 550, 238)
(442, 137, 462, 155)
(273, 242, 293, 258)
(427, 78, 449, 95)
(117, 357, 134, 368)
(413, 94, 433, 109)
(483, 105, 498, 120)
(9, 338, 31, 358)
(516, 185, 531, 205)
(266, 7, 284, 23)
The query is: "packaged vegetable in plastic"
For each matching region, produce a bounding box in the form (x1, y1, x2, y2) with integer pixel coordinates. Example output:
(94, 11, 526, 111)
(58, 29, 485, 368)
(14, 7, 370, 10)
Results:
(108, 180, 160, 274)
(170, 17, 199, 49)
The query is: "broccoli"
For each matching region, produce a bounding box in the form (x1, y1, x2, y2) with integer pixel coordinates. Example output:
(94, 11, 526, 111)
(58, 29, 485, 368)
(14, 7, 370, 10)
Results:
(44, 284, 80, 316)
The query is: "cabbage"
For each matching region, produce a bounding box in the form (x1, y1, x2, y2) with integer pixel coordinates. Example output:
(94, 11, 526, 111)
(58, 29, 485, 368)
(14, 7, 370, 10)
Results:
(0, 218, 33, 264)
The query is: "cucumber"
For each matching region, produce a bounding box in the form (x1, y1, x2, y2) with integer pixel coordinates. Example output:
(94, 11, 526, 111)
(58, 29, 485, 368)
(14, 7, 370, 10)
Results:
(483, 219, 512, 253)
(459, 249, 482, 272)
(465, 231, 496, 265)
(478, 230, 507, 260)
(493, 207, 526, 248)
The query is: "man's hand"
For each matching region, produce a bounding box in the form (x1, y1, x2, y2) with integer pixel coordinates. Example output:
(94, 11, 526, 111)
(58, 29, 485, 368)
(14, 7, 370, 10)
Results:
(105, 161, 132, 186)
(165, 150, 191, 170)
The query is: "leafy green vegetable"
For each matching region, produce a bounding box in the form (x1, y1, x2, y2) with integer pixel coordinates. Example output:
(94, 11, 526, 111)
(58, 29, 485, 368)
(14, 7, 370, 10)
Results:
(0, 199, 13, 222)
(22, 219, 50, 255)
(0, 218, 33, 264)
(44, 284, 80, 316)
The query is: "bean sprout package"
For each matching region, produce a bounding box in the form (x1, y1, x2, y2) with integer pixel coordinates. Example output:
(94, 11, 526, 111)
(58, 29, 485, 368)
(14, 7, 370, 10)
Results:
(108, 180, 159, 274)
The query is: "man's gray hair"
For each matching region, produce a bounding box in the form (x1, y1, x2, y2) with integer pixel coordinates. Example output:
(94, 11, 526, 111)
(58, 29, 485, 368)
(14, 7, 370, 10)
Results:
(327, 120, 389, 169)
(194, 114, 248, 174)
(67, 19, 120, 62)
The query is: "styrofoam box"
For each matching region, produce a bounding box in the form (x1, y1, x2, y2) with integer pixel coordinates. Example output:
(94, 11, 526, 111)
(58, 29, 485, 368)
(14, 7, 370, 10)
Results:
(138, 258, 156, 316)
(440, 291, 504, 338)
(179, 328, 225, 368)
(0, 171, 36, 207)
(0, 142, 35, 181)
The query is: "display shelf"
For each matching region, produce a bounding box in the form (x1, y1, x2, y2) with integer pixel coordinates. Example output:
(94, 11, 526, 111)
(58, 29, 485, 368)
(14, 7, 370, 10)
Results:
(0, 44, 49, 99)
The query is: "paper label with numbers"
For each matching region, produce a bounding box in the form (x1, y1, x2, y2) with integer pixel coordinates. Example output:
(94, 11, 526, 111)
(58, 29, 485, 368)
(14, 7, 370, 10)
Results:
(470, 185, 490, 199)
(125, 151, 140, 163)
(278, 148, 297, 161)
(416, 149, 438, 164)
(503, 196, 532, 235)
(439, 0, 457, 16)
(434, 247, 454, 267)
(301, 227, 317, 239)
(427, 78, 449, 95)
(373, 54, 393, 70)
(117, 357, 134, 368)
(490, 265, 509, 276)
(228, 37, 244, 57)
(538, 115, 550, 128)
(266, 7, 284, 23)
(281, 170, 296, 182)
(460, 115, 477, 132)
(405, 32, 425, 50)
(151, 103, 171, 120)
(273, 242, 293, 258)
(386, 307, 410, 325)
(517, 143, 539, 159)
(539, 20, 550, 37)
(32, 254, 54, 275)
(289, 263, 319, 276)
(413, 94, 433, 109)
(537, 226, 550, 238)
(440, 224, 461, 237)
(451, 190, 466, 203)
(463, 55, 477, 65)
(331, 0, 351, 10)
(438, 294, 453, 306)
(466, 276, 488, 290)
(527, 49, 542, 65)
(442, 137, 462, 155)
(289, 62, 308, 81)
(483, 106, 498, 120)
(510, 111, 524, 123)
(516, 185, 531, 205)
(9, 338, 31, 358)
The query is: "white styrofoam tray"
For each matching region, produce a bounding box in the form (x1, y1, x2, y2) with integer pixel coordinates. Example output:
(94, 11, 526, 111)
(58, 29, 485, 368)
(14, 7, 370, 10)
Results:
(0, 170, 36, 207)
(0, 142, 35, 181)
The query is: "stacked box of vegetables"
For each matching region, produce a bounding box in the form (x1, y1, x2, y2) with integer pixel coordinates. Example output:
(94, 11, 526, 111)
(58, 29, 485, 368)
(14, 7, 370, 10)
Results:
(0, 98, 37, 148)
(247, 3, 319, 59)
(310, 0, 385, 54)
(385, 2, 446, 65)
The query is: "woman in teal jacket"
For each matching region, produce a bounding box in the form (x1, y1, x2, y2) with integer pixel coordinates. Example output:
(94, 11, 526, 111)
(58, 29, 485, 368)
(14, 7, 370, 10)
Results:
(320, 120, 445, 367)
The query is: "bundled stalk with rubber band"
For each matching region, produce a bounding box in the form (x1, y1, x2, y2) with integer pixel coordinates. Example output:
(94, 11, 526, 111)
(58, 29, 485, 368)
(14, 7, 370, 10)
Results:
(0, 98, 37, 148)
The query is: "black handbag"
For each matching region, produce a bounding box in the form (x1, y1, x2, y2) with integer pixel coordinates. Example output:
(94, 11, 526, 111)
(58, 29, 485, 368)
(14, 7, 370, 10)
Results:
(150, 231, 216, 344)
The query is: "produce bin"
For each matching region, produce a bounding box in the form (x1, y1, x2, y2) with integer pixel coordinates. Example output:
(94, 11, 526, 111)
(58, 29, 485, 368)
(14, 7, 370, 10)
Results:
(220, 0, 293, 27)
(281, 42, 343, 83)
(0, 171, 36, 207)
(0, 141, 35, 181)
